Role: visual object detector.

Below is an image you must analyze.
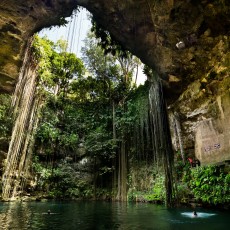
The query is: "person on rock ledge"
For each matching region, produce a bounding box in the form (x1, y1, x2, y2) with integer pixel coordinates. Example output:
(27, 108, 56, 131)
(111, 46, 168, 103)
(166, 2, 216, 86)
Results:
(188, 157, 200, 167)
(188, 157, 195, 167)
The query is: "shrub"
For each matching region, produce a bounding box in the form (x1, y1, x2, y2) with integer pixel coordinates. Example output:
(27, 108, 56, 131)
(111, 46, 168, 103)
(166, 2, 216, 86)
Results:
(144, 175, 165, 203)
(190, 165, 230, 205)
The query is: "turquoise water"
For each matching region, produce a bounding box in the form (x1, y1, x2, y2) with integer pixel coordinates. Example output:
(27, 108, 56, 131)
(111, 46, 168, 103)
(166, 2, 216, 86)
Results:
(0, 201, 229, 229)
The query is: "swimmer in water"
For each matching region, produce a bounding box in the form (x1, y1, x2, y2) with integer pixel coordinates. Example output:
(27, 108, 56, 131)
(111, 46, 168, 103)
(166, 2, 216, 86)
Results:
(193, 211, 197, 217)
(47, 210, 51, 214)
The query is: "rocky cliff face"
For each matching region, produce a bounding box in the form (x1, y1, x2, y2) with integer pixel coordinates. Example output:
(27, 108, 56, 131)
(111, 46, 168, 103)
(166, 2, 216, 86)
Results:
(0, 0, 78, 93)
(76, 0, 230, 101)
(0, 0, 229, 164)
(169, 78, 230, 165)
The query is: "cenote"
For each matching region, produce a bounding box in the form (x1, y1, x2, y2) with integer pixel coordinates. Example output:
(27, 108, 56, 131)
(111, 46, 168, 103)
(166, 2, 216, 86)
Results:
(0, 201, 229, 230)
(0, 2, 230, 229)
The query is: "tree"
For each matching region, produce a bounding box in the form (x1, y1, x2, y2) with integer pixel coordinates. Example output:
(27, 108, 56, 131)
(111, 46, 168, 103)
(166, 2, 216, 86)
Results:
(81, 31, 141, 201)
(32, 33, 149, 202)
(32, 35, 85, 97)
(33, 36, 85, 167)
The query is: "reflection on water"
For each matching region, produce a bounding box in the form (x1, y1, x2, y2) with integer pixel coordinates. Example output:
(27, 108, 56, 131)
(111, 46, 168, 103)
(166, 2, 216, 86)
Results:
(0, 202, 33, 229)
(0, 201, 229, 230)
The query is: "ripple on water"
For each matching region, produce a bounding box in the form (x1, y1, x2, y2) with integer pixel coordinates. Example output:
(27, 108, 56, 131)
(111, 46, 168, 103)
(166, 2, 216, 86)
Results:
(181, 212, 217, 218)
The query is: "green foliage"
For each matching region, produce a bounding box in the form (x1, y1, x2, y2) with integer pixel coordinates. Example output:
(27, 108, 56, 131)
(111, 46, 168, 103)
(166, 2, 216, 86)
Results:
(32, 35, 85, 96)
(35, 98, 81, 156)
(174, 151, 191, 181)
(128, 170, 166, 204)
(31, 32, 149, 202)
(127, 190, 146, 202)
(91, 19, 128, 58)
(0, 94, 12, 138)
(58, 17, 68, 26)
(85, 126, 116, 159)
(190, 166, 230, 204)
(81, 31, 140, 99)
(176, 182, 191, 203)
(144, 175, 165, 203)
(116, 83, 149, 132)
(81, 32, 118, 79)
(33, 158, 93, 199)
(94, 188, 112, 199)
(32, 35, 86, 157)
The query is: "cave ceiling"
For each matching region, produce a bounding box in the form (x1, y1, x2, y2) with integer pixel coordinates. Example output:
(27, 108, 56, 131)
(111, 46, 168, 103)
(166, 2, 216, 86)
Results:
(0, 0, 229, 102)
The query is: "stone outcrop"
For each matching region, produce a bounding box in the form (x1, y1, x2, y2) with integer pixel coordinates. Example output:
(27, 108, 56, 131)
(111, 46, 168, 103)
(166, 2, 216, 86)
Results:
(1, 1, 229, 94)
(0, 0, 78, 93)
(170, 82, 230, 165)
(64, 0, 230, 102)
(0, 0, 229, 165)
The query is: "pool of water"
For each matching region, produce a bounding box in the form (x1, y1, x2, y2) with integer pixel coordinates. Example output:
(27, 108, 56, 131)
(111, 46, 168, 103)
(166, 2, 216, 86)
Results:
(0, 201, 229, 229)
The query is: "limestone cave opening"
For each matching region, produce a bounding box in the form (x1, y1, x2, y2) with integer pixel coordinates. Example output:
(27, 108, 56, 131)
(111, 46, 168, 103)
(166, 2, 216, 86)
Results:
(1, 6, 175, 206)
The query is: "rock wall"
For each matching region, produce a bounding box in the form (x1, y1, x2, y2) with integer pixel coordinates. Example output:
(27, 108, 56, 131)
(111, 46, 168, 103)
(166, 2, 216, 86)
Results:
(0, 0, 78, 93)
(169, 75, 230, 165)
(1, 1, 229, 95)
(195, 92, 230, 165)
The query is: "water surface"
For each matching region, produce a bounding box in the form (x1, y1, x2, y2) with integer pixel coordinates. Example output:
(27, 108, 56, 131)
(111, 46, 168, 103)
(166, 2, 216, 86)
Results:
(0, 201, 229, 229)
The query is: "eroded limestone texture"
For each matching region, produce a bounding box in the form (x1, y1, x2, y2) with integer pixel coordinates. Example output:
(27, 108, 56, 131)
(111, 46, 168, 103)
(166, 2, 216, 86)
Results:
(0, 0, 78, 93)
(195, 92, 230, 165)
(1, 1, 229, 95)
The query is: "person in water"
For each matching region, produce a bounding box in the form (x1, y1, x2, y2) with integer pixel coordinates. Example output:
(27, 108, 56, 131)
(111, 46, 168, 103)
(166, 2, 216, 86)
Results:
(47, 210, 51, 214)
(193, 211, 197, 217)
